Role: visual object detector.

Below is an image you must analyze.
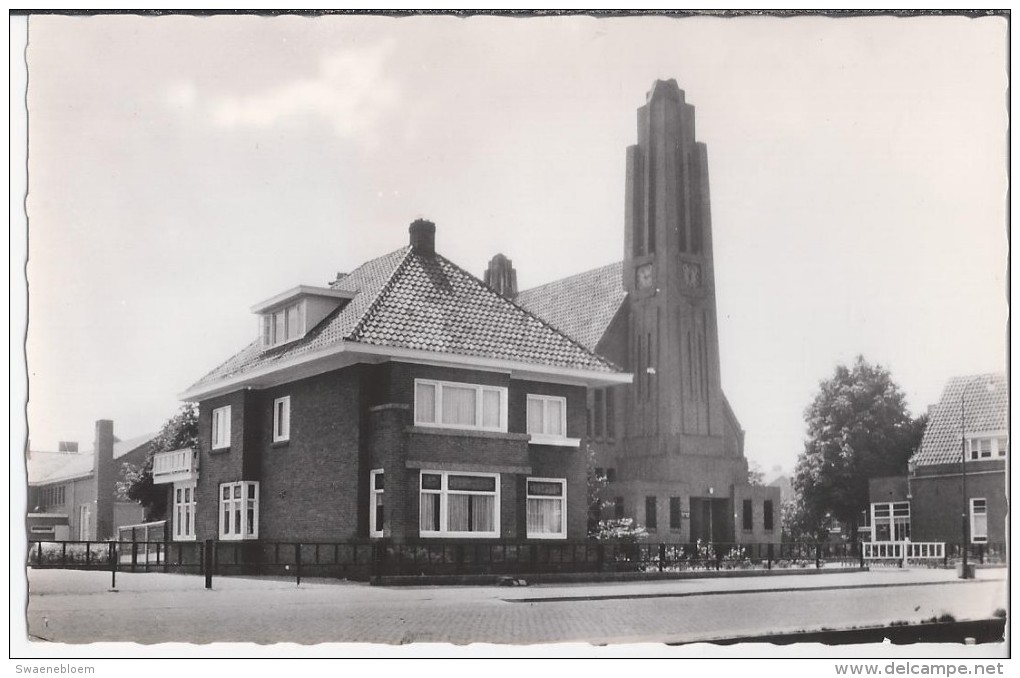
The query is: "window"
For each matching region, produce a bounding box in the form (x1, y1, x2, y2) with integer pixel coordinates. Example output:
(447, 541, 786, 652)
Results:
(871, 501, 910, 542)
(261, 302, 305, 348)
(370, 470, 384, 537)
(40, 485, 66, 508)
(419, 471, 499, 538)
(645, 496, 657, 529)
(967, 435, 1007, 460)
(219, 481, 259, 540)
(614, 496, 625, 520)
(414, 379, 507, 432)
(273, 396, 291, 443)
(527, 394, 567, 441)
(526, 478, 566, 539)
(742, 499, 753, 531)
(970, 498, 988, 543)
(669, 497, 682, 530)
(212, 405, 231, 450)
(764, 500, 775, 531)
(173, 481, 197, 541)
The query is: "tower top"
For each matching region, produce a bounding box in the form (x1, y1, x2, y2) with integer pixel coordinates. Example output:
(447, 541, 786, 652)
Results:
(646, 79, 683, 103)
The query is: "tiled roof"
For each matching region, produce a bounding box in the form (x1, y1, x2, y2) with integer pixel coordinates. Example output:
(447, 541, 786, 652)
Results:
(187, 247, 620, 393)
(515, 261, 627, 352)
(351, 252, 616, 371)
(910, 373, 1007, 467)
(188, 247, 412, 390)
(28, 432, 156, 486)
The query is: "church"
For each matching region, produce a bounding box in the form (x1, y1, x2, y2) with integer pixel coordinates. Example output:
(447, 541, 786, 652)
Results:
(168, 80, 778, 546)
(513, 79, 779, 544)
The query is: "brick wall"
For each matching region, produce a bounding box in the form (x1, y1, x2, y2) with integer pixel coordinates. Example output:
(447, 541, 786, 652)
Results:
(909, 462, 1006, 545)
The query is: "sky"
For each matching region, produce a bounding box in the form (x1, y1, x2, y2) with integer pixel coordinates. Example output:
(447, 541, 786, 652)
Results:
(18, 12, 1008, 477)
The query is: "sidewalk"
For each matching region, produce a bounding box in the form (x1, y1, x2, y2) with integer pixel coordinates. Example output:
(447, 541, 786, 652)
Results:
(23, 566, 1008, 647)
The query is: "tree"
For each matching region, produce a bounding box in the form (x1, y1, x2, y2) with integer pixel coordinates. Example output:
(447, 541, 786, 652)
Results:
(122, 404, 200, 521)
(793, 356, 927, 542)
(746, 461, 765, 486)
(585, 444, 607, 537)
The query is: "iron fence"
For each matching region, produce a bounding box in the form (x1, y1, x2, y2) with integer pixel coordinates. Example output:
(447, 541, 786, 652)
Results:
(27, 537, 1004, 584)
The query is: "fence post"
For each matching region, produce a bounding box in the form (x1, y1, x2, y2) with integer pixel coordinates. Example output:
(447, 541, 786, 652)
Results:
(815, 544, 822, 569)
(979, 544, 985, 564)
(858, 542, 864, 569)
(767, 543, 773, 570)
(108, 541, 117, 590)
(131, 540, 138, 572)
(204, 538, 213, 589)
(295, 543, 302, 586)
(37, 541, 43, 567)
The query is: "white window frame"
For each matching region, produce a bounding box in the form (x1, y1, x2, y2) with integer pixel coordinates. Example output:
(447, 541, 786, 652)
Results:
(261, 301, 306, 348)
(870, 501, 910, 542)
(211, 405, 231, 450)
(527, 393, 581, 447)
(173, 480, 197, 541)
(413, 379, 508, 433)
(526, 477, 567, 539)
(219, 481, 259, 540)
(967, 432, 1008, 460)
(970, 497, 988, 544)
(369, 469, 384, 538)
(419, 470, 500, 538)
(273, 396, 291, 443)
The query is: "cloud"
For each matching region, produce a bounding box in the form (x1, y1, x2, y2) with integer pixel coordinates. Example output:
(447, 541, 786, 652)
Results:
(165, 80, 197, 111)
(209, 41, 399, 140)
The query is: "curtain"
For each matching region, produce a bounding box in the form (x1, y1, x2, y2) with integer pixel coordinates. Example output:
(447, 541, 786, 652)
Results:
(442, 386, 476, 425)
(546, 399, 563, 436)
(416, 383, 436, 423)
(420, 493, 440, 532)
(448, 494, 494, 532)
(527, 399, 544, 434)
(527, 498, 562, 534)
(482, 390, 501, 428)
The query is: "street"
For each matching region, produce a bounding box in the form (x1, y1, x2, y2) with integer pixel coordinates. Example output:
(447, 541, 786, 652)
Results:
(22, 566, 1007, 647)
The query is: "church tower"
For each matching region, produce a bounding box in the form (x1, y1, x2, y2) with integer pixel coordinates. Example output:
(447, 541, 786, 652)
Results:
(609, 80, 776, 544)
(622, 78, 726, 454)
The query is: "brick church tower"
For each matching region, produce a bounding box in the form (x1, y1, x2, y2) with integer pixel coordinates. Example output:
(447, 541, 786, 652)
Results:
(513, 80, 781, 544)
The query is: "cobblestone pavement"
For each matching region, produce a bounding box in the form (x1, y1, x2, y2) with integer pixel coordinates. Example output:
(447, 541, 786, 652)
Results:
(22, 567, 1007, 647)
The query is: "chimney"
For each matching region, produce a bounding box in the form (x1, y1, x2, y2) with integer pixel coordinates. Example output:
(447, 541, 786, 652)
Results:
(58, 441, 78, 454)
(93, 420, 115, 541)
(409, 219, 436, 255)
(484, 253, 518, 299)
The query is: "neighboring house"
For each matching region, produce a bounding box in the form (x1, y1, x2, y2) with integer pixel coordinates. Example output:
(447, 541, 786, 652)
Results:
(767, 474, 792, 504)
(868, 373, 1007, 546)
(168, 78, 777, 547)
(27, 422, 155, 541)
(514, 80, 779, 544)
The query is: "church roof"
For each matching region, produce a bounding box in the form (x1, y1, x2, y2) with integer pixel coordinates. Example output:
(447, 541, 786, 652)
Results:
(515, 261, 627, 352)
(186, 245, 621, 396)
(910, 373, 1007, 467)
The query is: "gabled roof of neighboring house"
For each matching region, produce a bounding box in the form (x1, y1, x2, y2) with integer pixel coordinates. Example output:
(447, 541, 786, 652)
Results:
(28, 432, 156, 486)
(186, 245, 623, 397)
(910, 373, 1007, 467)
(515, 261, 627, 352)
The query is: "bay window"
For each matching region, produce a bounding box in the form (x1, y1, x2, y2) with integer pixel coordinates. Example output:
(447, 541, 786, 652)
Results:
(419, 471, 499, 537)
(220, 481, 259, 540)
(414, 379, 507, 432)
(526, 478, 566, 539)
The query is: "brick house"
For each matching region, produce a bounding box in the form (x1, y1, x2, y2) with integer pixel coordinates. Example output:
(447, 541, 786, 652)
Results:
(868, 373, 1007, 547)
(171, 220, 630, 544)
(27, 422, 155, 541)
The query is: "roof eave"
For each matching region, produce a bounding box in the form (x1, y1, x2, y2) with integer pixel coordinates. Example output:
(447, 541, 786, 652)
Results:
(179, 340, 632, 401)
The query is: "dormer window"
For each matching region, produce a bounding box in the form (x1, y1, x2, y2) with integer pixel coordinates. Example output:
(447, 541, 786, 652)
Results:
(251, 285, 356, 351)
(262, 302, 304, 348)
